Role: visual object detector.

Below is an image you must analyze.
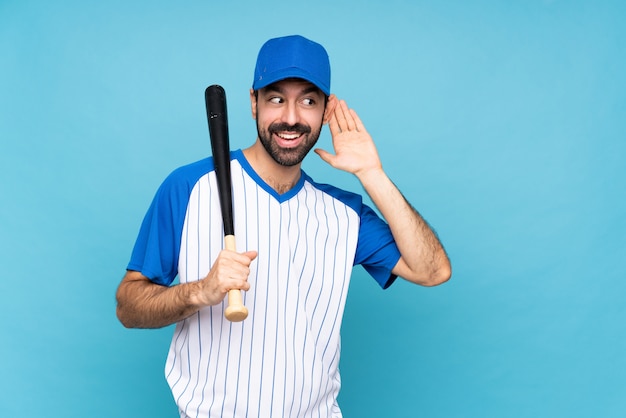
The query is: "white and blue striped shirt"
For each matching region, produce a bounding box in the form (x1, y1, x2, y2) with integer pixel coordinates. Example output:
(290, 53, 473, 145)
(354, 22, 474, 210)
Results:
(128, 150, 400, 418)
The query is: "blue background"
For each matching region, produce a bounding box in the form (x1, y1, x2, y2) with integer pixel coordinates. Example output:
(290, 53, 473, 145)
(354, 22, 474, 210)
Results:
(1, 0, 624, 416)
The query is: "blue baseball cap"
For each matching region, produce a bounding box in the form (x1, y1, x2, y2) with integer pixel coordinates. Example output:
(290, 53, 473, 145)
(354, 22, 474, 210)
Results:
(252, 35, 331, 96)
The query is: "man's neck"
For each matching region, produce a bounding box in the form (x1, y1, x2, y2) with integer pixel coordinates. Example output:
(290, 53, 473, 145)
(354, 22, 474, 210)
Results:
(242, 142, 302, 194)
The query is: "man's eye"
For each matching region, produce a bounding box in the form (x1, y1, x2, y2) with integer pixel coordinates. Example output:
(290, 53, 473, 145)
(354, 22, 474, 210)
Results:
(302, 98, 315, 106)
(269, 97, 283, 104)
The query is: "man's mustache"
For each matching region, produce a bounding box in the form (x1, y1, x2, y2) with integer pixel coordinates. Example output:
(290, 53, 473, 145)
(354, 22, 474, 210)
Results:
(268, 123, 311, 135)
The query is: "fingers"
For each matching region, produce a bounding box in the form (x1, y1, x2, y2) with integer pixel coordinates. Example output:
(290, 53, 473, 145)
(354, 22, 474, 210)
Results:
(349, 108, 366, 132)
(222, 276, 251, 292)
(314, 148, 344, 170)
(332, 99, 358, 133)
(214, 249, 255, 286)
(314, 148, 334, 164)
(328, 107, 341, 137)
(197, 250, 257, 306)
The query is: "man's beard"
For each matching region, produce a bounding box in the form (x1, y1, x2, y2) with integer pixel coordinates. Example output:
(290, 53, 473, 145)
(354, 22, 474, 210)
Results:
(257, 121, 322, 167)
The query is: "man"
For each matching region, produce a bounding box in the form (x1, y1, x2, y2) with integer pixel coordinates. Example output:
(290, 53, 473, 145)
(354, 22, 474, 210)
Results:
(116, 34, 450, 418)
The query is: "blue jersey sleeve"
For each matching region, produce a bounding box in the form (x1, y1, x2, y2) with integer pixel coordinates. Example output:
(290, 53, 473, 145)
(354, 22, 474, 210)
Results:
(127, 159, 212, 286)
(354, 203, 401, 289)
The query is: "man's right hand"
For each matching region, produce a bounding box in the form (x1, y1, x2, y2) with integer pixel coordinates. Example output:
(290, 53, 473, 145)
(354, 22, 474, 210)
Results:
(191, 250, 258, 307)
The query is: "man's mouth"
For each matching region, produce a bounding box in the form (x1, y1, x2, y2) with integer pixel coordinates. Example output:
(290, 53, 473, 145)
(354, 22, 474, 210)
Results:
(277, 132, 302, 140)
(269, 123, 310, 148)
(273, 131, 303, 148)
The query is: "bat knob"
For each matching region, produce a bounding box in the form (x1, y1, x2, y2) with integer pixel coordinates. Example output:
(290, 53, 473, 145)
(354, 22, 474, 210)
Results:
(225, 289, 248, 322)
(225, 305, 248, 322)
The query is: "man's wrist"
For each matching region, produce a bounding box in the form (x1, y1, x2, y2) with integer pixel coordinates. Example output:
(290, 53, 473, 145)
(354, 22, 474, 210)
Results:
(356, 166, 387, 188)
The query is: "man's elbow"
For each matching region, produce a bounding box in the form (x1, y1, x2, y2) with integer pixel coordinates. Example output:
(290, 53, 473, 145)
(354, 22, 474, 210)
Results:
(115, 286, 144, 329)
(116, 301, 136, 329)
(396, 256, 452, 287)
(413, 258, 451, 287)
(421, 263, 451, 287)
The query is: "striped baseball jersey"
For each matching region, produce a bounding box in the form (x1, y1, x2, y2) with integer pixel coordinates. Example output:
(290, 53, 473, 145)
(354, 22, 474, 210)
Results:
(127, 149, 401, 418)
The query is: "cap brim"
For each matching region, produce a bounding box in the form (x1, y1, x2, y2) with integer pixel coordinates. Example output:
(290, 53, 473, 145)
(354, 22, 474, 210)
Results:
(253, 67, 330, 96)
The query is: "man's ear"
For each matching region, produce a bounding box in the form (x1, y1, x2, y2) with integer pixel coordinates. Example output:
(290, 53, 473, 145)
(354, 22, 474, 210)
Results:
(323, 94, 337, 124)
(250, 88, 257, 120)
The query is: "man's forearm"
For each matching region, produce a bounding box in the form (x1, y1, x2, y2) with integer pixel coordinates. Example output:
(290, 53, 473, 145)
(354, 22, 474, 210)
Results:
(116, 271, 202, 329)
(357, 168, 451, 286)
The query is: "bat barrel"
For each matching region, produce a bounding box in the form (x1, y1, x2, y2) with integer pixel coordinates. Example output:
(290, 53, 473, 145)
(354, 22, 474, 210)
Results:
(205, 85, 235, 237)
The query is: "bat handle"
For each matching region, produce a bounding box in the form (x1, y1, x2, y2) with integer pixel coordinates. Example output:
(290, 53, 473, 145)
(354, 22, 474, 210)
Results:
(223, 234, 248, 322)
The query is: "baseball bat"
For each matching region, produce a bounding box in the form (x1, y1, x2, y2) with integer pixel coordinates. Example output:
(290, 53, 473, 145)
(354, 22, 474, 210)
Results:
(205, 84, 248, 322)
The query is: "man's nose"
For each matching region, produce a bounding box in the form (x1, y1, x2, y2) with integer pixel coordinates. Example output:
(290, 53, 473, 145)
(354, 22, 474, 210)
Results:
(280, 102, 299, 126)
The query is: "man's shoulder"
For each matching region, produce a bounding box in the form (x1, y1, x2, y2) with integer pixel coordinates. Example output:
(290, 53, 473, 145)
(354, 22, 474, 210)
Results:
(302, 173, 364, 213)
(151, 157, 214, 200)
(169, 157, 214, 179)
(164, 156, 216, 184)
